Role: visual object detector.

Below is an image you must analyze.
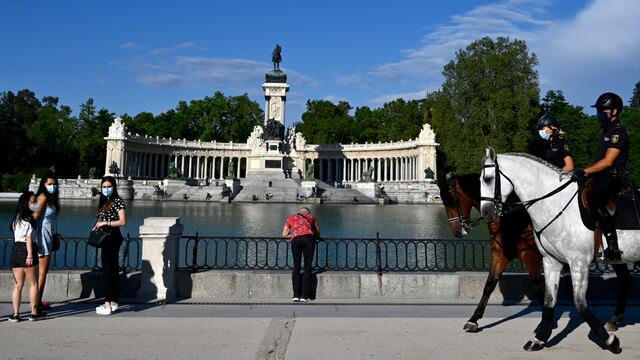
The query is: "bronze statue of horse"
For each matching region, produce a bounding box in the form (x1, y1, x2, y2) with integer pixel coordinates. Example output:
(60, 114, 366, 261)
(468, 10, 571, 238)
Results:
(438, 174, 544, 332)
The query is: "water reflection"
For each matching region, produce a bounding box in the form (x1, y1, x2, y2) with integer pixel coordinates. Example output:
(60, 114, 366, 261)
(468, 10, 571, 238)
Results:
(0, 200, 488, 239)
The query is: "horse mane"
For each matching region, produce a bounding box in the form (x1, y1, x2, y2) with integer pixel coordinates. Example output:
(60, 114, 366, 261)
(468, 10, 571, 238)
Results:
(502, 152, 563, 174)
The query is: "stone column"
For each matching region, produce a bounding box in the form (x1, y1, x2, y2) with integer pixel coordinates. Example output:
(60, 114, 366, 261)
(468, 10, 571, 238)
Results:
(236, 157, 241, 178)
(204, 156, 209, 180)
(180, 155, 185, 178)
(137, 217, 184, 302)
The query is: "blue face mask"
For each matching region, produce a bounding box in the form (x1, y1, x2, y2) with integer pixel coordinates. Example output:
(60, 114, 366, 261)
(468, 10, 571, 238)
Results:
(538, 130, 550, 140)
(46, 184, 57, 194)
(597, 110, 610, 123)
(102, 188, 113, 197)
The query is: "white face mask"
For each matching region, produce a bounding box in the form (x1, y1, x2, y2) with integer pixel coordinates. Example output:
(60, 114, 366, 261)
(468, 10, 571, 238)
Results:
(538, 129, 550, 140)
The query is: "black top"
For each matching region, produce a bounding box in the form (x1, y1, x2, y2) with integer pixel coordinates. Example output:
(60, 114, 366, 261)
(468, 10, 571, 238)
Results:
(596, 121, 629, 174)
(543, 133, 571, 169)
(97, 198, 126, 222)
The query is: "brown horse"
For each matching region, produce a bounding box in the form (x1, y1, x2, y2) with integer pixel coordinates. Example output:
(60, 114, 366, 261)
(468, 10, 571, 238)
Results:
(438, 174, 544, 332)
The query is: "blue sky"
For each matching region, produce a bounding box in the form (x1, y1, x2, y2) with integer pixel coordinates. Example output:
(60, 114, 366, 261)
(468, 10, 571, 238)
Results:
(2, 0, 639, 127)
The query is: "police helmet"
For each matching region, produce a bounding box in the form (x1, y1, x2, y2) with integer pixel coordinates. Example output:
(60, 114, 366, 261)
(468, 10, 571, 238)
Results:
(591, 92, 623, 111)
(536, 114, 558, 130)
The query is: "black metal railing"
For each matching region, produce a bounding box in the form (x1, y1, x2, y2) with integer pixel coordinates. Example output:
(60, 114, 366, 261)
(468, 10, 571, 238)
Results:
(0, 235, 142, 272)
(179, 233, 640, 273)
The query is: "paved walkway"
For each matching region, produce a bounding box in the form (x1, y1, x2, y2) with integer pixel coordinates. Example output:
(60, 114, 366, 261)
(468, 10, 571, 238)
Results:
(1, 302, 639, 359)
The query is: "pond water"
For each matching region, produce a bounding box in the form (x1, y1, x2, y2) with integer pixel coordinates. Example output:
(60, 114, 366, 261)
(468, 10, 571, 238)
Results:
(0, 199, 488, 240)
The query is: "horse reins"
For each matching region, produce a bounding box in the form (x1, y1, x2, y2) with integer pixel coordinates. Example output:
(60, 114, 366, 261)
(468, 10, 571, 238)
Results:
(481, 159, 579, 239)
(447, 178, 484, 235)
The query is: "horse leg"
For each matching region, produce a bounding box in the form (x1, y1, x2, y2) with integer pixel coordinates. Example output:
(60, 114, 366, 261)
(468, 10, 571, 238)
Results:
(463, 255, 509, 332)
(521, 249, 545, 333)
(524, 257, 561, 351)
(605, 264, 631, 332)
(571, 263, 622, 354)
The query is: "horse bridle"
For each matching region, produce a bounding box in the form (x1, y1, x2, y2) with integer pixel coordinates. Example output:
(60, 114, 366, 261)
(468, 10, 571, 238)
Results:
(447, 178, 485, 236)
(480, 157, 579, 238)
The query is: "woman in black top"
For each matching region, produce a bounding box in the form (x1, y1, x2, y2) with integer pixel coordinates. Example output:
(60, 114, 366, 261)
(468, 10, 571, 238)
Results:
(537, 113, 574, 172)
(93, 176, 127, 315)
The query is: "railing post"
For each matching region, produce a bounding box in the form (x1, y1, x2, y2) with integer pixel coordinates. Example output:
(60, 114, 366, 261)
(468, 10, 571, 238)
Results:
(137, 217, 183, 302)
(375, 232, 383, 276)
(190, 231, 199, 272)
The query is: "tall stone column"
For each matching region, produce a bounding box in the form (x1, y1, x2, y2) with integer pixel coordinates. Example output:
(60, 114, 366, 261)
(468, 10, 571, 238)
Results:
(104, 117, 127, 177)
(137, 217, 184, 302)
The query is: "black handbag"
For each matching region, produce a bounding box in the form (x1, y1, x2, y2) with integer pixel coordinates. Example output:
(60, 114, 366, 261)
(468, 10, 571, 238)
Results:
(88, 228, 109, 247)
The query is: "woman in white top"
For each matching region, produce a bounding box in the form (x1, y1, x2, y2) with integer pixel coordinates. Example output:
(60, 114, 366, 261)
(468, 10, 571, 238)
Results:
(8, 191, 44, 322)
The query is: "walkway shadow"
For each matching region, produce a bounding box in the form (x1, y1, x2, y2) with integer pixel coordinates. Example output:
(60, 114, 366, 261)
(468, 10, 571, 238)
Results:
(476, 304, 540, 332)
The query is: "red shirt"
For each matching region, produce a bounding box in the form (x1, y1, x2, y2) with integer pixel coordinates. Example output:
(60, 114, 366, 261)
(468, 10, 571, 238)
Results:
(285, 213, 320, 239)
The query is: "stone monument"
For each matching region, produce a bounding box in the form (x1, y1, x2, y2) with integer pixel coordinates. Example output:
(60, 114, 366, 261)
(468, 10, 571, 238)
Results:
(246, 44, 291, 177)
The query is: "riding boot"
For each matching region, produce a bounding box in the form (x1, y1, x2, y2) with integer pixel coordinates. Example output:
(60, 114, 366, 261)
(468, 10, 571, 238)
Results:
(600, 211, 622, 261)
(603, 231, 622, 261)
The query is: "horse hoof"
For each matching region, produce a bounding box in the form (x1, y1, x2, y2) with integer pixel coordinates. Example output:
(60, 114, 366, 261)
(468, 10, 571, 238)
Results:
(605, 321, 619, 332)
(523, 339, 545, 351)
(607, 335, 622, 354)
(463, 321, 479, 332)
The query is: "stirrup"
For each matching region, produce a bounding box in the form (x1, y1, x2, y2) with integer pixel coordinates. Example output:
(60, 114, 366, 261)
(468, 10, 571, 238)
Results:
(598, 248, 623, 263)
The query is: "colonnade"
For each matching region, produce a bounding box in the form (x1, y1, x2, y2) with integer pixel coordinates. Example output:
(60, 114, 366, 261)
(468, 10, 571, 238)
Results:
(310, 156, 419, 184)
(124, 151, 248, 180)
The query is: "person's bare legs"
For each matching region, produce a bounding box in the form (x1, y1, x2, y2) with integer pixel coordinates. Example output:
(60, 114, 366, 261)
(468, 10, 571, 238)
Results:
(25, 265, 40, 315)
(11, 268, 26, 316)
(37, 255, 50, 305)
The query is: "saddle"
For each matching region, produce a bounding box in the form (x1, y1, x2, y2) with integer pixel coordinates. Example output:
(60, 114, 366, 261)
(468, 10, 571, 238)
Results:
(578, 179, 640, 231)
(578, 180, 640, 258)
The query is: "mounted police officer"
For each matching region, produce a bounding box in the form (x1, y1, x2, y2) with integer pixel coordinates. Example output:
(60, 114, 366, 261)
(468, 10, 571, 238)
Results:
(536, 113, 574, 172)
(575, 92, 629, 262)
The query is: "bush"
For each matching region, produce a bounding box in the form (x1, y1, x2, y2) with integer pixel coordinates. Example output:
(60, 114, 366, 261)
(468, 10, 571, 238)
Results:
(1, 172, 33, 192)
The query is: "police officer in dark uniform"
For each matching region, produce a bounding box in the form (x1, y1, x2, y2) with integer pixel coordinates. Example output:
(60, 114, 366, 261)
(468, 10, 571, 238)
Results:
(537, 113, 574, 172)
(575, 92, 629, 261)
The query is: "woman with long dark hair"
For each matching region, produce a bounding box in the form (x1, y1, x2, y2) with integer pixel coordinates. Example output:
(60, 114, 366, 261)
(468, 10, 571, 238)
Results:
(93, 176, 127, 315)
(9, 191, 45, 322)
(33, 172, 60, 310)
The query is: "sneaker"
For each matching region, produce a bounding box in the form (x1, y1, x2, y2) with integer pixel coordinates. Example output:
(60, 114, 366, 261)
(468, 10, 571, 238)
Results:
(96, 305, 112, 316)
(292, 297, 300, 302)
(29, 312, 46, 321)
(8, 314, 20, 323)
(298, 298, 309, 303)
(110, 303, 119, 312)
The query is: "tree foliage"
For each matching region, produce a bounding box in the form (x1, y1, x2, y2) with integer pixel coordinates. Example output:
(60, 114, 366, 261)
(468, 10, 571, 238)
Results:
(431, 36, 540, 174)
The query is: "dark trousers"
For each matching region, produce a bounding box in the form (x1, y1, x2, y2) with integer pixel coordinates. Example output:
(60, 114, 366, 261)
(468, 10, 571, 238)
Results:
(291, 235, 315, 299)
(101, 230, 123, 303)
(589, 173, 623, 235)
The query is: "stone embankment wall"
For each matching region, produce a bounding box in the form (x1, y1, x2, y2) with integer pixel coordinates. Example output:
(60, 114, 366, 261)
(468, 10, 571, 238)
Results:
(26, 177, 442, 204)
(0, 270, 636, 303)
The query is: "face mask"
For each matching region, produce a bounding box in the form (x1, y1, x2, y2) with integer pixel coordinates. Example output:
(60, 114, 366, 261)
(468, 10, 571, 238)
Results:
(29, 203, 39, 212)
(46, 184, 57, 194)
(538, 130, 550, 140)
(102, 188, 113, 197)
(597, 110, 610, 123)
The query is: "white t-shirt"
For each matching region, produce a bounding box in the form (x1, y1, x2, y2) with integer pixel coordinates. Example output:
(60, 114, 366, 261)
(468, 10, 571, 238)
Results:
(13, 219, 33, 243)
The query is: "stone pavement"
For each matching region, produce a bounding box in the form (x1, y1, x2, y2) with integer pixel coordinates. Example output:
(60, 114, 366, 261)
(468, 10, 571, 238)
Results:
(1, 301, 639, 360)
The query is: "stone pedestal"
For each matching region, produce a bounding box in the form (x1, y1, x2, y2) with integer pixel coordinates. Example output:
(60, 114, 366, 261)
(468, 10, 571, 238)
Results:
(355, 182, 376, 198)
(137, 217, 184, 302)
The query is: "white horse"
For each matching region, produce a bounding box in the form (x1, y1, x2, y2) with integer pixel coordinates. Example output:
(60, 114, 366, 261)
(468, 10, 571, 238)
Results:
(479, 148, 640, 354)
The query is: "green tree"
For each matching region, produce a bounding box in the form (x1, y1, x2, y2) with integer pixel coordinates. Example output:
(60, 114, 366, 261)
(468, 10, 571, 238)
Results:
(621, 106, 640, 185)
(630, 80, 640, 110)
(76, 99, 113, 176)
(296, 100, 354, 144)
(434, 36, 540, 174)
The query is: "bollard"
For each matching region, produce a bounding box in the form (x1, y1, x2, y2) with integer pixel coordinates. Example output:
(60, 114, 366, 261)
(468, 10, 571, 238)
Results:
(137, 217, 183, 302)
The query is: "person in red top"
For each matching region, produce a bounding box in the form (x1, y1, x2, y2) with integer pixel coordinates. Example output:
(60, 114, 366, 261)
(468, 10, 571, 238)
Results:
(282, 207, 320, 302)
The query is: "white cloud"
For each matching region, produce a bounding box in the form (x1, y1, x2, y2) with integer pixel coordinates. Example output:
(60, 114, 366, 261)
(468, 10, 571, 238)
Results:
(120, 42, 140, 49)
(352, 0, 640, 110)
(367, 88, 434, 107)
